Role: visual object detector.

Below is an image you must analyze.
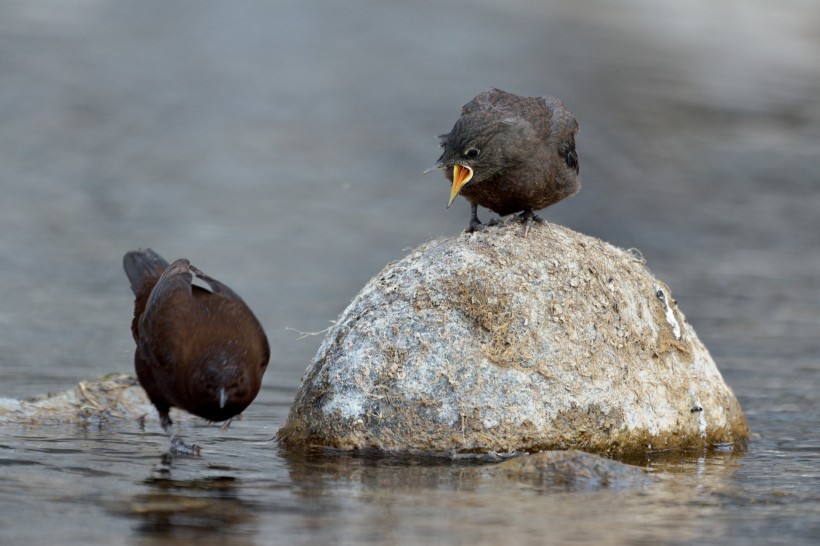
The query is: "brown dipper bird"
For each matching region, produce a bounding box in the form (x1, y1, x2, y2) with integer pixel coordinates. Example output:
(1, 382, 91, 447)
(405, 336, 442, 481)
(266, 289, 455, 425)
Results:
(426, 88, 580, 234)
(124, 249, 270, 454)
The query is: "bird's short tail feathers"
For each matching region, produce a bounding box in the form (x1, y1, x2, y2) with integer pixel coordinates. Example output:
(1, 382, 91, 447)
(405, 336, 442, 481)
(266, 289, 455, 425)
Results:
(123, 249, 170, 295)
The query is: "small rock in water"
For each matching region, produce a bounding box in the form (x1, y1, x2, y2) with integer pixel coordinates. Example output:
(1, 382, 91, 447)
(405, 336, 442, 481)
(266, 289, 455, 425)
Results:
(494, 450, 653, 490)
(0, 374, 154, 424)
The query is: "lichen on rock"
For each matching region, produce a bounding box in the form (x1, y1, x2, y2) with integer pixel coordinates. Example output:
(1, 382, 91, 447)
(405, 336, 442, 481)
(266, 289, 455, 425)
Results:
(278, 223, 748, 456)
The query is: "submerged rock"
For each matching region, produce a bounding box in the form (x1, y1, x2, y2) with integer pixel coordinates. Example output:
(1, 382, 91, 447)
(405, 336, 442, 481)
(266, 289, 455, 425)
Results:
(493, 449, 653, 489)
(278, 223, 748, 456)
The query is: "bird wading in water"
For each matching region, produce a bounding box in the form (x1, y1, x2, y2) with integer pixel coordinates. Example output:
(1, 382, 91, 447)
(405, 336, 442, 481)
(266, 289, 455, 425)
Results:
(425, 88, 580, 235)
(124, 249, 270, 455)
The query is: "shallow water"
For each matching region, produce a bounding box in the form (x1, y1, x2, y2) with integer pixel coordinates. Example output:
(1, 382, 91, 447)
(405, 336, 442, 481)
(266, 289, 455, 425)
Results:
(1, 0, 819, 544)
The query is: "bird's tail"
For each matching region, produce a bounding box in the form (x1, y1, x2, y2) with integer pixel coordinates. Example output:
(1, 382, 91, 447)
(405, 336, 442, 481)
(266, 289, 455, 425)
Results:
(123, 249, 170, 296)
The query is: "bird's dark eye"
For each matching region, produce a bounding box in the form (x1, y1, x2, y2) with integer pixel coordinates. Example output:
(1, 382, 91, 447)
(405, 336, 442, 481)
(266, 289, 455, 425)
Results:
(464, 148, 480, 159)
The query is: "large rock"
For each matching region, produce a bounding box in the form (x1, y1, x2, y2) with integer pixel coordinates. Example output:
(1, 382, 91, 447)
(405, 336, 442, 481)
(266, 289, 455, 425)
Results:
(278, 223, 748, 456)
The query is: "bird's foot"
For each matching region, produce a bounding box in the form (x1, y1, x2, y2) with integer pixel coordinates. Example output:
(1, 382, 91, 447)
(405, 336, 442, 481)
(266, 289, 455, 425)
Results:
(518, 210, 545, 224)
(464, 219, 486, 233)
(519, 210, 546, 237)
(169, 435, 201, 457)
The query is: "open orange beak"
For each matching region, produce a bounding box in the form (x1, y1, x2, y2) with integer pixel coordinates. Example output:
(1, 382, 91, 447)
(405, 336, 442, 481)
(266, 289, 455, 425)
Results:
(447, 164, 474, 208)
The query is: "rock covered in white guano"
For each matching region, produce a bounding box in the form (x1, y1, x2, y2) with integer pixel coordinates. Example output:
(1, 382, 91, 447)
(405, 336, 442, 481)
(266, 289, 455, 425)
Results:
(278, 223, 748, 456)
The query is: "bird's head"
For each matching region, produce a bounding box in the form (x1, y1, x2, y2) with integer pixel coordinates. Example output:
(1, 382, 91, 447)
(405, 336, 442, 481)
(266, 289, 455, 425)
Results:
(194, 349, 266, 421)
(201, 360, 245, 409)
(424, 112, 528, 207)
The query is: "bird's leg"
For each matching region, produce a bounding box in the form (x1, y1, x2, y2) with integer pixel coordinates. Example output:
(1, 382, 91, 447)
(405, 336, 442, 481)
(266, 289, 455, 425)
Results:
(218, 418, 233, 432)
(519, 209, 545, 237)
(159, 410, 173, 435)
(465, 203, 485, 233)
(160, 411, 201, 456)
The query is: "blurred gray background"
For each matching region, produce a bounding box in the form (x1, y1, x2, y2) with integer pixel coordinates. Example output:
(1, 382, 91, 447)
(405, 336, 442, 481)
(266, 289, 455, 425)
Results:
(1, 0, 818, 400)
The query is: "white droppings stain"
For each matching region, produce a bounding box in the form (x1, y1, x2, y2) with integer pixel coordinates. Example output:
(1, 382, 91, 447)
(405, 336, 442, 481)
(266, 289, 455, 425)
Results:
(688, 387, 707, 438)
(698, 408, 707, 438)
(654, 285, 681, 340)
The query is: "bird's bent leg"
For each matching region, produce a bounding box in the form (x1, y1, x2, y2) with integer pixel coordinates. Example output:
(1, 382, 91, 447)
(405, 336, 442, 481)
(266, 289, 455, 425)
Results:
(218, 418, 234, 433)
(159, 411, 173, 435)
(466, 203, 486, 233)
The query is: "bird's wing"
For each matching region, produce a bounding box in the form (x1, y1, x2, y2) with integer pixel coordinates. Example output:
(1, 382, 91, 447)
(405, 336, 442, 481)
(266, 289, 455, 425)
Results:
(136, 259, 195, 370)
(146, 258, 192, 303)
(188, 264, 246, 304)
(540, 96, 580, 175)
(140, 259, 193, 331)
(188, 264, 270, 363)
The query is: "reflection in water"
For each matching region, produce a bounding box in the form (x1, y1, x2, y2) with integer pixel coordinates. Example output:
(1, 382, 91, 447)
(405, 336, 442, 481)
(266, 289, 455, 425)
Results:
(270, 446, 750, 544)
(123, 457, 257, 542)
(282, 447, 488, 494)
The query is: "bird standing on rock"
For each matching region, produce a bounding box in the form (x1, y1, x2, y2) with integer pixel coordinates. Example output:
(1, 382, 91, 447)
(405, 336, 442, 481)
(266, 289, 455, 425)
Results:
(426, 88, 580, 234)
(123, 249, 270, 455)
